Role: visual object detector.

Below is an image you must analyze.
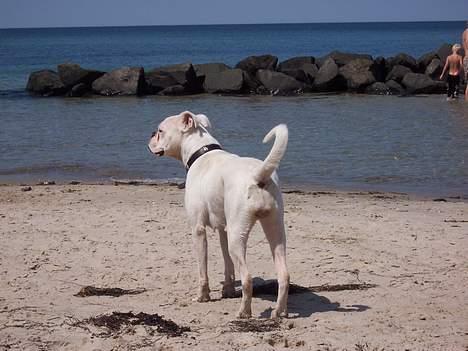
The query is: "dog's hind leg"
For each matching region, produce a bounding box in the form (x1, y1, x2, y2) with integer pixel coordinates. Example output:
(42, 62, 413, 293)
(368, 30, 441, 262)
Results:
(192, 224, 211, 302)
(228, 220, 255, 318)
(260, 211, 290, 318)
(218, 227, 236, 298)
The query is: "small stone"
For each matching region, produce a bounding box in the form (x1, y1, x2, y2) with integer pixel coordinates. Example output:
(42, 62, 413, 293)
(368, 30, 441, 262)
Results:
(21, 186, 32, 192)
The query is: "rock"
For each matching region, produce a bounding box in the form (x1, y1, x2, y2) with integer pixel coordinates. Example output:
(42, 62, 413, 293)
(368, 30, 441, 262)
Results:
(68, 83, 90, 97)
(373, 57, 387, 82)
(57, 63, 104, 89)
(385, 80, 405, 95)
(301, 63, 319, 81)
(388, 53, 418, 71)
(417, 51, 437, 72)
(313, 58, 347, 92)
(145, 70, 179, 94)
(194, 63, 231, 77)
(21, 186, 32, 192)
(204, 68, 245, 93)
(280, 69, 310, 84)
(242, 72, 262, 93)
(26, 70, 66, 96)
(365, 82, 390, 95)
(92, 67, 145, 96)
(386, 65, 412, 83)
(425, 58, 442, 79)
(278, 56, 315, 71)
(256, 69, 304, 94)
(401, 73, 445, 94)
(317, 51, 373, 67)
(157, 63, 204, 93)
(339, 58, 376, 91)
(158, 85, 186, 96)
(235, 55, 278, 75)
(436, 43, 452, 67)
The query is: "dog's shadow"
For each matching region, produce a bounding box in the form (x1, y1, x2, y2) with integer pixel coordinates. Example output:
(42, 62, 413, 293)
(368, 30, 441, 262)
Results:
(237, 278, 370, 319)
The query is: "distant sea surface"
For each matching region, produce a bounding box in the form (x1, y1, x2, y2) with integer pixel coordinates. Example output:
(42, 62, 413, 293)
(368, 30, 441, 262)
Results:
(1, 22, 467, 197)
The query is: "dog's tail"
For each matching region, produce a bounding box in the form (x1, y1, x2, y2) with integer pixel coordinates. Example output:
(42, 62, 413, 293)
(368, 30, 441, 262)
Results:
(254, 124, 288, 185)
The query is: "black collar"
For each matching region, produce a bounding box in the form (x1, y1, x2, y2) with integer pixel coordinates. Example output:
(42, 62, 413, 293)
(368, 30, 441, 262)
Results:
(185, 144, 222, 171)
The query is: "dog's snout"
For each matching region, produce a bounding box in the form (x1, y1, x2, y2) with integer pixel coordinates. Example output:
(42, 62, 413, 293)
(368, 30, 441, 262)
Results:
(151, 131, 156, 138)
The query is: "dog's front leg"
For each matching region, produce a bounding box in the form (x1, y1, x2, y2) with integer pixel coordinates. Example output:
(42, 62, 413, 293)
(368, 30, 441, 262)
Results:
(192, 224, 210, 302)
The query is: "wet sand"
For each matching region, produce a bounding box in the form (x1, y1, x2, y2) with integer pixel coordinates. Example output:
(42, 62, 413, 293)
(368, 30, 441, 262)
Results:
(0, 184, 467, 350)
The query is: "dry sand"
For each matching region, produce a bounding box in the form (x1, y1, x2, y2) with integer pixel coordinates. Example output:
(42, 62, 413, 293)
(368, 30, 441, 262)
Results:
(0, 184, 467, 351)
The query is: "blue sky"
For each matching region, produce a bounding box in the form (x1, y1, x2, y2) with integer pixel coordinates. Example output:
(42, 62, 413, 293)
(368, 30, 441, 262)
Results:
(1, 0, 467, 28)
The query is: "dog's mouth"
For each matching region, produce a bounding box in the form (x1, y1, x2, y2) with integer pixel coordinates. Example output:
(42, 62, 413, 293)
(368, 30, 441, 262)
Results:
(148, 145, 164, 157)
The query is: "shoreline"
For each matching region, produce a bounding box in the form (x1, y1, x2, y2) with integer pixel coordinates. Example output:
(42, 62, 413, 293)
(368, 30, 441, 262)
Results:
(1, 183, 467, 350)
(1, 179, 466, 203)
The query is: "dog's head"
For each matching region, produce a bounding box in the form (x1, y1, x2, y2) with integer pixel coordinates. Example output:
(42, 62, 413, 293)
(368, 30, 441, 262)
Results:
(148, 111, 212, 159)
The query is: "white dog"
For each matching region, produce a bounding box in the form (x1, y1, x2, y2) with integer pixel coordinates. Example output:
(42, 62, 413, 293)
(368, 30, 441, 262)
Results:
(148, 111, 289, 318)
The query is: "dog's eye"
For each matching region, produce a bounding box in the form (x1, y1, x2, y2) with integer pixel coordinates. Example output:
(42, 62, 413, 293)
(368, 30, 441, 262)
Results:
(158, 129, 163, 134)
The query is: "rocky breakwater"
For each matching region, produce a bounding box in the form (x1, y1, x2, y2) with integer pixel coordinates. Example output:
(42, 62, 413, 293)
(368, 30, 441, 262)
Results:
(26, 43, 458, 97)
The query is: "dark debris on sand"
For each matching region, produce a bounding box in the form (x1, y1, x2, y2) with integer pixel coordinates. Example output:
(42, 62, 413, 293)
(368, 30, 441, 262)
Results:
(71, 311, 190, 337)
(74, 286, 146, 297)
(253, 282, 377, 296)
(229, 319, 281, 333)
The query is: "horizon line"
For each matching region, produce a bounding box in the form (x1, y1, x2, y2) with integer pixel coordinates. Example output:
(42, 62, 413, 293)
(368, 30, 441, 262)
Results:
(0, 19, 465, 30)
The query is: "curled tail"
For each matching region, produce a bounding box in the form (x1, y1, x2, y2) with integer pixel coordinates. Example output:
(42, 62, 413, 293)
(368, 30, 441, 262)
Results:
(254, 124, 288, 184)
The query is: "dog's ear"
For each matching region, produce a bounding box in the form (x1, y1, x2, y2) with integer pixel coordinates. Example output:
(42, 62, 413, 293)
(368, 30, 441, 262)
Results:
(194, 114, 212, 130)
(181, 111, 195, 132)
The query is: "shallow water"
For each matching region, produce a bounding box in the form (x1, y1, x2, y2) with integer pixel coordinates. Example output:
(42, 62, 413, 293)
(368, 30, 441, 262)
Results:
(1, 93, 467, 197)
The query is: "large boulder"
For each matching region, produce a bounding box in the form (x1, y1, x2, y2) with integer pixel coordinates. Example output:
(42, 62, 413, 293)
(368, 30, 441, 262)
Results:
(255, 69, 304, 94)
(388, 53, 418, 71)
(158, 85, 186, 96)
(145, 70, 179, 94)
(313, 58, 347, 91)
(235, 55, 278, 75)
(417, 51, 437, 72)
(156, 63, 204, 93)
(204, 68, 245, 93)
(92, 67, 145, 96)
(385, 65, 412, 82)
(280, 69, 311, 85)
(339, 58, 376, 91)
(401, 73, 445, 94)
(317, 51, 373, 67)
(57, 63, 104, 89)
(425, 58, 442, 79)
(194, 63, 230, 77)
(26, 70, 66, 96)
(278, 56, 315, 71)
(385, 80, 405, 95)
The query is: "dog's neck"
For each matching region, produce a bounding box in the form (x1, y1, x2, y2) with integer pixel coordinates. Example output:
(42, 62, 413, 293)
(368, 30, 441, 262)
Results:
(180, 129, 220, 167)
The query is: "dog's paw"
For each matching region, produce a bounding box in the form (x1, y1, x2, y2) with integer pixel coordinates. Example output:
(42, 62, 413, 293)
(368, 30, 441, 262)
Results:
(271, 308, 288, 319)
(236, 309, 252, 319)
(193, 294, 211, 303)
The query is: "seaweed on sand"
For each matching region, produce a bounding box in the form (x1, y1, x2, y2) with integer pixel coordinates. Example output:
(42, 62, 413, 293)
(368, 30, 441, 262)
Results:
(71, 311, 190, 337)
(229, 319, 281, 333)
(74, 286, 146, 297)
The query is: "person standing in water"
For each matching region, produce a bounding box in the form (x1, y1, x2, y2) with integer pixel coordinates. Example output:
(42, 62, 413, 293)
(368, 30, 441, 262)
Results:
(440, 44, 463, 100)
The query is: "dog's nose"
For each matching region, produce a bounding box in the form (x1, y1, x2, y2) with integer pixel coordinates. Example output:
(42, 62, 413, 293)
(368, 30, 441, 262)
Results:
(151, 131, 156, 137)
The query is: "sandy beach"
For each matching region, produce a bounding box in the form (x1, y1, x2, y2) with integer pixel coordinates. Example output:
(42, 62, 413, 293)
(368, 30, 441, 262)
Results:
(0, 184, 467, 350)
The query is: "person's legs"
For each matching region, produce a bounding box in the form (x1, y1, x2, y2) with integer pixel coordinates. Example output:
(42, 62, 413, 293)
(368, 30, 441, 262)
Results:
(464, 57, 468, 100)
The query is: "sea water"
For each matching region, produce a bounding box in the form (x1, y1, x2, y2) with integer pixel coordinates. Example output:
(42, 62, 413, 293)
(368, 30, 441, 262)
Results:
(0, 22, 467, 196)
